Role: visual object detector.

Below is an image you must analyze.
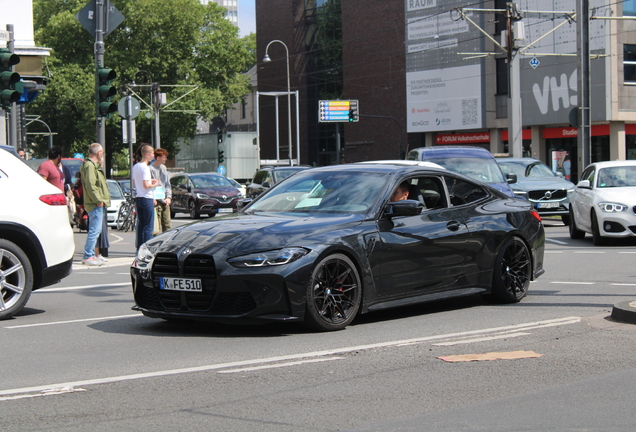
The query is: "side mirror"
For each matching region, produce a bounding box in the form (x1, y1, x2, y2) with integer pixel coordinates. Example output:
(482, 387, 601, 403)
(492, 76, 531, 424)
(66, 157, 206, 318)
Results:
(385, 200, 424, 217)
(576, 179, 591, 189)
(262, 181, 271, 188)
(555, 171, 564, 178)
(506, 173, 517, 184)
(237, 198, 252, 211)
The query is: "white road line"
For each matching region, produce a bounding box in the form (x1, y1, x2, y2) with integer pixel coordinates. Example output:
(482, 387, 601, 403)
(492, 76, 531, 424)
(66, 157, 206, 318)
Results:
(618, 251, 636, 254)
(3, 314, 140, 329)
(544, 251, 564, 253)
(0, 387, 86, 402)
(217, 357, 343, 374)
(433, 332, 531, 346)
(611, 283, 636, 286)
(545, 238, 568, 245)
(574, 251, 606, 254)
(550, 281, 596, 285)
(35, 282, 130, 293)
(110, 233, 124, 244)
(0, 316, 581, 398)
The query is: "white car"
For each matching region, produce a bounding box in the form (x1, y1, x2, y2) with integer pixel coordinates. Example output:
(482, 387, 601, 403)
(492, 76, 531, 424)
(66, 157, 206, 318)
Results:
(0, 148, 75, 319)
(569, 160, 636, 245)
(106, 180, 126, 228)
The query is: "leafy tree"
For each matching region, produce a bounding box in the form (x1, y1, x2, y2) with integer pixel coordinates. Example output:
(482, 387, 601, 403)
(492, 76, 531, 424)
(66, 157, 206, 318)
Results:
(31, 0, 252, 175)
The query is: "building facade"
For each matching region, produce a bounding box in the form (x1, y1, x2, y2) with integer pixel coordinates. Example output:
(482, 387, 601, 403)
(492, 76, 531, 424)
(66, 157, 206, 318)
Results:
(256, 0, 636, 180)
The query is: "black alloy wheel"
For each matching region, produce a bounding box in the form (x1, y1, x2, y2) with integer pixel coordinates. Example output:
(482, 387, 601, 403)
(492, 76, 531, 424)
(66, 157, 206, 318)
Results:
(0, 239, 34, 320)
(491, 236, 531, 303)
(188, 200, 200, 219)
(568, 207, 585, 239)
(591, 211, 606, 246)
(305, 253, 361, 331)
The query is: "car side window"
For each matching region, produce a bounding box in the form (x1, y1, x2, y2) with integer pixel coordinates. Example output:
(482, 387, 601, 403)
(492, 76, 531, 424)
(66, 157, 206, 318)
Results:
(403, 176, 447, 209)
(253, 170, 266, 184)
(170, 176, 181, 187)
(444, 176, 488, 206)
(581, 167, 595, 185)
(265, 172, 274, 184)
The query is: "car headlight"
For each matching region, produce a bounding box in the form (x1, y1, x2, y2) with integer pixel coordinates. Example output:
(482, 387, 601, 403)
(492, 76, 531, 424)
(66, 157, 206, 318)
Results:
(237, 192, 243, 199)
(598, 202, 628, 212)
(133, 241, 161, 270)
(196, 193, 210, 199)
(513, 190, 528, 199)
(228, 247, 309, 268)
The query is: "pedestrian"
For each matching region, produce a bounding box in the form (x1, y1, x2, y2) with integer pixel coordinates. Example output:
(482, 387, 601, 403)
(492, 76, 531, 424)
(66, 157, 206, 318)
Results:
(17, 148, 25, 159)
(149, 148, 172, 233)
(37, 146, 64, 191)
(80, 143, 111, 266)
(132, 143, 159, 250)
(95, 212, 110, 262)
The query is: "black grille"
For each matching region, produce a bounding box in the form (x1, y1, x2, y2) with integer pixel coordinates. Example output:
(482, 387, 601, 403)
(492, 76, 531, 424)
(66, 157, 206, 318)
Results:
(210, 292, 257, 315)
(153, 253, 179, 275)
(136, 283, 163, 310)
(528, 190, 568, 201)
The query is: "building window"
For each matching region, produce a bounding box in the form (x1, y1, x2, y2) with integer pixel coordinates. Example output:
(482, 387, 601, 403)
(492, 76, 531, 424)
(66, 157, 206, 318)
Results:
(624, 44, 636, 85)
(625, 0, 636, 16)
(241, 101, 246, 119)
(496, 58, 508, 95)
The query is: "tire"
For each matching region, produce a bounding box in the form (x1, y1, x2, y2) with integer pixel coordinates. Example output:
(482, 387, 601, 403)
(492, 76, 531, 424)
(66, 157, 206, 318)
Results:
(116, 206, 126, 231)
(568, 207, 585, 239)
(591, 211, 606, 246)
(189, 200, 200, 219)
(304, 253, 361, 331)
(0, 239, 34, 320)
(491, 236, 531, 303)
(561, 214, 570, 226)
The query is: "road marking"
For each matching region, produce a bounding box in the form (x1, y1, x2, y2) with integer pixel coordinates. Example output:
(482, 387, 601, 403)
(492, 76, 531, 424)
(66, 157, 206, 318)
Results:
(0, 387, 86, 402)
(35, 282, 130, 293)
(551, 281, 595, 285)
(433, 332, 531, 346)
(544, 251, 563, 253)
(618, 251, 636, 254)
(611, 283, 636, 286)
(545, 238, 568, 245)
(217, 357, 343, 374)
(0, 316, 581, 398)
(3, 314, 140, 329)
(110, 233, 124, 244)
(574, 251, 606, 254)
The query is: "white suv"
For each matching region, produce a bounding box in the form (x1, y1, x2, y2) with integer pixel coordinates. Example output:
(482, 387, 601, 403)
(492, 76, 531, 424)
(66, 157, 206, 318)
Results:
(0, 148, 75, 319)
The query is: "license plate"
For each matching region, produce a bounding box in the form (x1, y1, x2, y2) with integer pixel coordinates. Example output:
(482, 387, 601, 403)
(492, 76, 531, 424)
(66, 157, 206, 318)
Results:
(218, 208, 234, 213)
(537, 202, 560, 209)
(159, 277, 202, 292)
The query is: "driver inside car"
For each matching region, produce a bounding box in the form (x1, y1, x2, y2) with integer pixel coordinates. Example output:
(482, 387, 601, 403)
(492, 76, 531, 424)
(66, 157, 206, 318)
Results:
(390, 180, 410, 202)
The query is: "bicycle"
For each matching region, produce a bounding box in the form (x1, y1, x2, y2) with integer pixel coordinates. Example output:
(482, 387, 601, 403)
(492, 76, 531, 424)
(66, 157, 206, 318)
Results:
(116, 193, 137, 232)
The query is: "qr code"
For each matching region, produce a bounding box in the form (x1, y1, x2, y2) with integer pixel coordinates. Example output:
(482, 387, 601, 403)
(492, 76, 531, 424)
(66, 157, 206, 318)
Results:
(462, 99, 478, 125)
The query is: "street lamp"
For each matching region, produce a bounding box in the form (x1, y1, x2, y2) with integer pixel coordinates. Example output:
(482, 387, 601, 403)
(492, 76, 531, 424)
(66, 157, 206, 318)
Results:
(263, 40, 293, 166)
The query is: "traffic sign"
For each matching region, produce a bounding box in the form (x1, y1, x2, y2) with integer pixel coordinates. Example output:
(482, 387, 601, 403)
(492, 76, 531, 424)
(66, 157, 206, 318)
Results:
(319, 100, 358, 123)
(118, 96, 141, 119)
(529, 57, 540, 69)
(76, 0, 125, 38)
(217, 165, 226, 176)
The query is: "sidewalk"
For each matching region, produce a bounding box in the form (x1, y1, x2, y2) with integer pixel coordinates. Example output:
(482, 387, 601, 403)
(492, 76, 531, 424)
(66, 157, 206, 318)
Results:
(72, 227, 137, 268)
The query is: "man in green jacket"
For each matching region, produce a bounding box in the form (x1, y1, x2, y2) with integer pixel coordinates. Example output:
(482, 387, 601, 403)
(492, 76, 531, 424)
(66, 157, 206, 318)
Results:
(80, 143, 111, 266)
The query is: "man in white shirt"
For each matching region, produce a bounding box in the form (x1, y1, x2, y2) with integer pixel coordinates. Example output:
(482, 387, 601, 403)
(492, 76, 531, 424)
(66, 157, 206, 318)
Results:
(132, 143, 159, 250)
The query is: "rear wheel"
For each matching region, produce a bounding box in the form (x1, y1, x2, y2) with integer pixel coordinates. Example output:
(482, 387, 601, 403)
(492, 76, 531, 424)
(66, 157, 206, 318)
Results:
(568, 207, 585, 239)
(591, 211, 606, 246)
(0, 239, 34, 320)
(491, 237, 530, 303)
(304, 254, 361, 331)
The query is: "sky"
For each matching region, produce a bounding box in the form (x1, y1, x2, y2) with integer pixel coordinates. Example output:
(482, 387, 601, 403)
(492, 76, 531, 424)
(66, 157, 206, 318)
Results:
(238, 0, 256, 36)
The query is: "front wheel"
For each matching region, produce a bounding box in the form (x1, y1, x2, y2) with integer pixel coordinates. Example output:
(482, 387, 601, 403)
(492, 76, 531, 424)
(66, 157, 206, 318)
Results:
(561, 214, 570, 226)
(304, 253, 361, 331)
(591, 211, 606, 246)
(491, 237, 531, 303)
(0, 239, 34, 320)
(569, 207, 585, 239)
(188, 201, 200, 219)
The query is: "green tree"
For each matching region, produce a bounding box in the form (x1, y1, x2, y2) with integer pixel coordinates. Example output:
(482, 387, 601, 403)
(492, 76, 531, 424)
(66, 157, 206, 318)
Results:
(31, 0, 252, 175)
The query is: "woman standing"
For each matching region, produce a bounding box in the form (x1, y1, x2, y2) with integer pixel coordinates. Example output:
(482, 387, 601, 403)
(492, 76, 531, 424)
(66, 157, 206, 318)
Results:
(132, 143, 159, 250)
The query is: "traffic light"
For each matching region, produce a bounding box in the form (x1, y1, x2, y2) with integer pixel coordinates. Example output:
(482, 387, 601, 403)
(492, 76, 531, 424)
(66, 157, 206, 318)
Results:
(97, 67, 117, 117)
(0, 48, 21, 110)
(348, 108, 355, 122)
(217, 129, 223, 143)
(218, 149, 225, 164)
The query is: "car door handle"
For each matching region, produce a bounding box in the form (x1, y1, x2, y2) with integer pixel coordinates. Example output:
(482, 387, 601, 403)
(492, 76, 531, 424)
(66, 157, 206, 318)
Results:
(446, 221, 461, 231)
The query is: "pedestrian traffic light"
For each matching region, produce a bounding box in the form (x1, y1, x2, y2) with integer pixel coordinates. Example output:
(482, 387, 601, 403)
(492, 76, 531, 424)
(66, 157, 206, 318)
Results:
(217, 129, 223, 143)
(97, 67, 117, 117)
(218, 149, 225, 164)
(348, 108, 355, 122)
(0, 48, 21, 110)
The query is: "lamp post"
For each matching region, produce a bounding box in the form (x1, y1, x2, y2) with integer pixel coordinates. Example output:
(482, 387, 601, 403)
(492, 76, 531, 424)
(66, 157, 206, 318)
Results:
(263, 40, 293, 166)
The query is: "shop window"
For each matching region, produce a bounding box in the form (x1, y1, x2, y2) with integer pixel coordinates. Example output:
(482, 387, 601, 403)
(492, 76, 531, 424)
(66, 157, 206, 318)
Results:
(624, 44, 636, 85)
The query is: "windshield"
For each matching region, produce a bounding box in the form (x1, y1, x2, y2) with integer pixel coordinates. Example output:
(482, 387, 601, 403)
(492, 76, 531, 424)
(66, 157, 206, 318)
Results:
(245, 171, 389, 214)
(499, 160, 556, 179)
(596, 166, 636, 188)
(272, 168, 305, 183)
(190, 174, 232, 188)
(429, 157, 505, 183)
(107, 181, 124, 199)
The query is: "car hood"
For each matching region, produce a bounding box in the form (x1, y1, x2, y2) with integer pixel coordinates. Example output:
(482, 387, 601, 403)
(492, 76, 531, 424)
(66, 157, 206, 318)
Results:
(196, 187, 239, 197)
(151, 213, 365, 256)
(593, 187, 636, 204)
(511, 178, 575, 192)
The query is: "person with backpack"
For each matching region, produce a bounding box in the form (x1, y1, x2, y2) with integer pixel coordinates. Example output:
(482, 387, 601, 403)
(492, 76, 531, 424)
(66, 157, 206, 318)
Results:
(80, 143, 111, 266)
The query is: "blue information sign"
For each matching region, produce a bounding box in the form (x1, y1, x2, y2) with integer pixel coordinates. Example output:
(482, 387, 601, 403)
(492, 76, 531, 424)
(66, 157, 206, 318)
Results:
(217, 165, 226, 176)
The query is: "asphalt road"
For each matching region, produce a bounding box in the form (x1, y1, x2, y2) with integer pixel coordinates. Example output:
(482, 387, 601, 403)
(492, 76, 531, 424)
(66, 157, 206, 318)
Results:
(2, 216, 636, 431)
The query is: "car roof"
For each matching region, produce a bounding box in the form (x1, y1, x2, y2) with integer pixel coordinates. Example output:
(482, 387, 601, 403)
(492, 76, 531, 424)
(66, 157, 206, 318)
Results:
(412, 146, 493, 158)
(588, 160, 636, 169)
(0, 145, 20, 158)
(357, 160, 446, 170)
(303, 162, 449, 177)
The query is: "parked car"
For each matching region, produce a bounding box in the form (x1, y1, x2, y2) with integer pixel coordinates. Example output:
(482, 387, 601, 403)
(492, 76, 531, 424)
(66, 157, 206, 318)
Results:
(497, 157, 575, 225)
(169, 173, 242, 218)
(117, 179, 133, 195)
(61, 157, 83, 182)
(0, 148, 74, 319)
(569, 160, 636, 245)
(407, 146, 516, 197)
(246, 165, 311, 198)
(106, 180, 126, 228)
(227, 177, 246, 197)
(131, 162, 545, 331)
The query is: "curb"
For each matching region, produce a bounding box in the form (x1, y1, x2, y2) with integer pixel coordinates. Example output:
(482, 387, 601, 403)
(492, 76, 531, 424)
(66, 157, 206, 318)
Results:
(610, 300, 636, 325)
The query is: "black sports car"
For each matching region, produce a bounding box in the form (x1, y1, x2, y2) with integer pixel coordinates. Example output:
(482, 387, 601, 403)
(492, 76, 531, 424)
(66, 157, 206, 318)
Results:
(131, 162, 545, 331)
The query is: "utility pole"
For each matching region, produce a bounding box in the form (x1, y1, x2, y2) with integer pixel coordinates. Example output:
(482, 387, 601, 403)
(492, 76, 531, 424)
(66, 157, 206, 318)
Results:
(577, 0, 591, 171)
(506, 3, 524, 158)
(95, 0, 105, 149)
